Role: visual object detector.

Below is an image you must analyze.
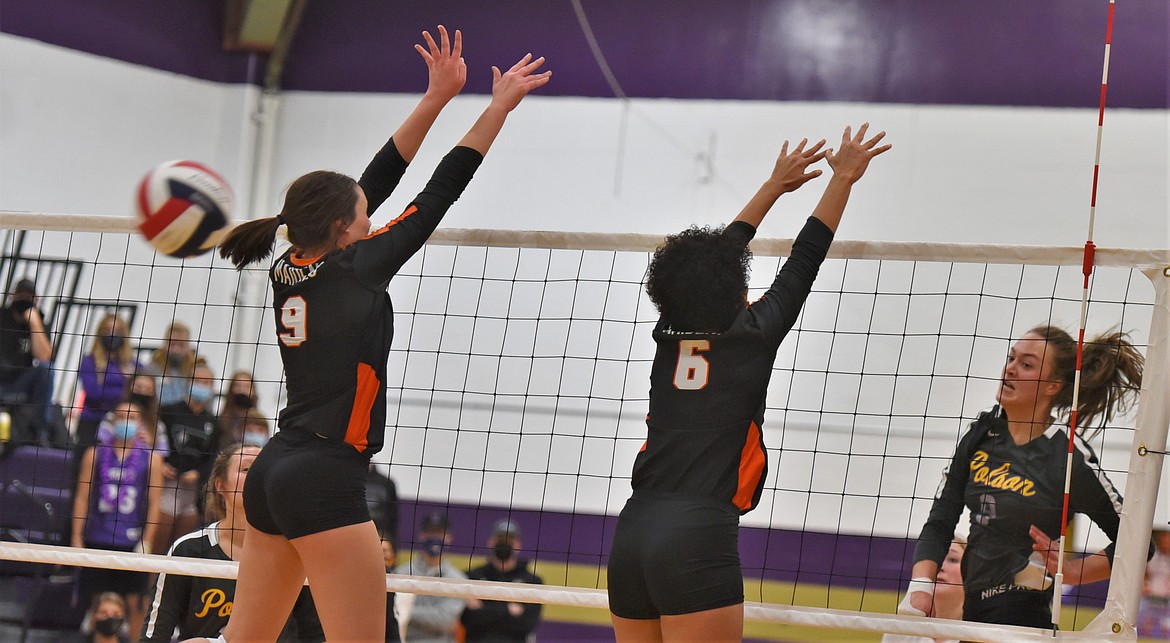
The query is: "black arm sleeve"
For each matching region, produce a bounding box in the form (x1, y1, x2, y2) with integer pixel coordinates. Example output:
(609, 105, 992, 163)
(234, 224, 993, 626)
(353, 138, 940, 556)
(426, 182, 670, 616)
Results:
(357, 138, 410, 215)
(350, 146, 484, 288)
(745, 216, 834, 347)
(723, 220, 757, 247)
(1069, 439, 1125, 563)
(913, 431, 975, 566)
(139, 570, 190, 641)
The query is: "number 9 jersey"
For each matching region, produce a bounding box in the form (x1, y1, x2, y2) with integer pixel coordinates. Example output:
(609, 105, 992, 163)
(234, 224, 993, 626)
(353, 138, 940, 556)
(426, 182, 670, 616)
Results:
(631, 217, 834, 514)
(269, 142, 483, 457)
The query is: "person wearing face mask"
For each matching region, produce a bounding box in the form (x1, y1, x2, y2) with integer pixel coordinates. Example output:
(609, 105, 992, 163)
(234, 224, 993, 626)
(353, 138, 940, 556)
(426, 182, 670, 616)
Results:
(146, 322, 196, 407)
(152, 360, 223, 557)
(125, 373, 169, 455)
(461, 519, 542, 643)
(72, 400, 164, 639)
(0, 278, 55, 441)
(76, 314, 143, 469)
(239, 409, 271, 448)
(73, 592, 131, 643)
(395, 512, 467, 643)
(217, 370, 259, 445)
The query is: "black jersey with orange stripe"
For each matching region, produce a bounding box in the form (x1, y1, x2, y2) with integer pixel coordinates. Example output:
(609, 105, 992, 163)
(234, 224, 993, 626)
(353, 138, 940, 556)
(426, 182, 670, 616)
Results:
(631, 217, 834, 514)
(269, 142, 483, 456)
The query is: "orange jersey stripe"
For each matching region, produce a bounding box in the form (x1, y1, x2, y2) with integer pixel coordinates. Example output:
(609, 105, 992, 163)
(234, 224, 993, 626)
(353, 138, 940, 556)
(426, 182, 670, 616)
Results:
(344, 363, 379, 453)
(364, 204, 418, 240)
(732, 421, 766, 511)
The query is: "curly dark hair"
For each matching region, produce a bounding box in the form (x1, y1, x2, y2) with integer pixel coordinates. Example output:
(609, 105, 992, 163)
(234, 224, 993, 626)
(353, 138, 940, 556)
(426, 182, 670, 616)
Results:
(645, 225, 751, 332)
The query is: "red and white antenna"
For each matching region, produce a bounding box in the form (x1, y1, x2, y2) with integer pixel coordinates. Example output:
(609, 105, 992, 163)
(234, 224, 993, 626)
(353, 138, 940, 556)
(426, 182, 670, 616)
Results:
(1052, 0, 1117, 627)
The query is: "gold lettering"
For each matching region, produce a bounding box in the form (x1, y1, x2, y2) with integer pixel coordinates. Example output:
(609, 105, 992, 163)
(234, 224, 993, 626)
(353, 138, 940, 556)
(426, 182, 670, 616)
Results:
(196, 589, 226, 618)
(220, 601, 233, 617)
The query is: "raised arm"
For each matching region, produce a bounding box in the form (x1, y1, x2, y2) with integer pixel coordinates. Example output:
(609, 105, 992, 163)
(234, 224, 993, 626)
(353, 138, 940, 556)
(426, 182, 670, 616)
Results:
(732, 138, 826, 229)
(810, 123, 891, 233)
(359, 26, 468, 215)
(393, 25, 467, 162)
(457, 53, 552, 155)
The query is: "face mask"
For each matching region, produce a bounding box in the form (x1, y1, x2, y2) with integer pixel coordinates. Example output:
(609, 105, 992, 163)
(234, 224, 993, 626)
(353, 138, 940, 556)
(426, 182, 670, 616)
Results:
(421, 537, 445, 557)
(492, 542, 514, 562)
(166, 350, 186, 365)
(242, 432, 268, 448)
(112, 419, 138, 442)
(100, 335, 124, 352)
(128, 391, 155, 408)
(190, 383, 214, 404)
(231, 393, 255, 409)
(94, 616, 124, 637)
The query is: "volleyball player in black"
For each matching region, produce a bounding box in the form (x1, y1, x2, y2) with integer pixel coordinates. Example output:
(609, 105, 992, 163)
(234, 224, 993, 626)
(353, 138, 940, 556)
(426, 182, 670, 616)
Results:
(902, 326, 1143, 628)
(607, 125, 891, 642)
(211, 28, 551, 642)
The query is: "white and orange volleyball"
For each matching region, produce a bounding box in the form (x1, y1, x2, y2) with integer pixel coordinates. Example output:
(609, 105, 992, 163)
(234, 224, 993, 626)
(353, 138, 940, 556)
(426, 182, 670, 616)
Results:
(135, 160, 234, 258)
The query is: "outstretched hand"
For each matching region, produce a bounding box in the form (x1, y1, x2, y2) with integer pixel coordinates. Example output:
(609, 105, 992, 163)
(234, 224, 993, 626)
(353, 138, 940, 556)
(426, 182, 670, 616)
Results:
(825, 123, 891, 183)
(490, 53, 552, 113)
(1029, 525, 1063, 575)
(766, 138, 827, 195)
(415, 25, 466, 103)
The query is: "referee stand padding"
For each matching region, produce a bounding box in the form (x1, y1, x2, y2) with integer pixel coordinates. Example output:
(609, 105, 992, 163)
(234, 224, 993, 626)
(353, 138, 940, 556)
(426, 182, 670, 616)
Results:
(0, 542, 1139, 642)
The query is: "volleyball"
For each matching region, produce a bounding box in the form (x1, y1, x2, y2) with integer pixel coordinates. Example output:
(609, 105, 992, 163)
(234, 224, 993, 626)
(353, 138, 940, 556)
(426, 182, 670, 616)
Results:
(135, 160, 234, 258)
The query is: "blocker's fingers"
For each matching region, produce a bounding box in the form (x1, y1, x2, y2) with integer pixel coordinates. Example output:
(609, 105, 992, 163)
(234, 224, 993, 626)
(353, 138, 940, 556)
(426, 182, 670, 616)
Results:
(452, 29, 463, 59)
(863, 130, 887, 149)
(780, 140, 789, 156)
(509, 53, 534, 74)
(438, 25, 450, 53)
(793, 137, 808, 154)
(854, 122, 870, 142)
(805, 139, 827, 156)
(422, 30, 439, 55)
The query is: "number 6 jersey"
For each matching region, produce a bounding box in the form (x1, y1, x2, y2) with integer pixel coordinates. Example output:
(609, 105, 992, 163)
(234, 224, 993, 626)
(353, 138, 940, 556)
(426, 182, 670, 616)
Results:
(270, 141, 483, 456)
(631, 216, 834, 514)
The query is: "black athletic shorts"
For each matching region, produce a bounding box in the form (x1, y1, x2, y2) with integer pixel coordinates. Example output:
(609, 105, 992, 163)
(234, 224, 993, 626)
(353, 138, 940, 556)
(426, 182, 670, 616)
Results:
(963, 584, 1053, 629)
(243, 429, 371, 539)
(607, 490, 742, 619)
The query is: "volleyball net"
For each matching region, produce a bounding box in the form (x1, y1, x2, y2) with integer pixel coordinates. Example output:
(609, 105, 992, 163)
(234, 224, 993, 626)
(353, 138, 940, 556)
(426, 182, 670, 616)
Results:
(0, 214, 1167, 641)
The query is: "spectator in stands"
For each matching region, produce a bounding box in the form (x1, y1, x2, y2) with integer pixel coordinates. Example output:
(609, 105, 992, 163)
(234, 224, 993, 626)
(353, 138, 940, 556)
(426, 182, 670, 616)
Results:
(76, 313, 141, 459)
(218, 370, 258, 445)
(151, 360, 222, 556)
(0, 278, 54, 440)
(240, 408, 271, 448)
(126, 373, 168, 454)
(141, 444, 324, 642)
(75, 591, 131, 643)
(1139, 528, 1170, 638)
(367, 463, 399, 543)
(462, 518, 542, 642)
(146, 321, 196, 406)
(396, 512, 467, 643)
(71, 399, 164, 638)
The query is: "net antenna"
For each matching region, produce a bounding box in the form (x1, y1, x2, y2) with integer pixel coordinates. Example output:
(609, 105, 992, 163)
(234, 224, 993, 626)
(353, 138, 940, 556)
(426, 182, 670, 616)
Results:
(1053, 0, 1117, 627)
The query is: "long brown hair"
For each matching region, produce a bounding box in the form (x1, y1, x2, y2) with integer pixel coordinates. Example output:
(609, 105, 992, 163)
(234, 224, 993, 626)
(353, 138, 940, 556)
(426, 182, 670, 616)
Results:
(204, 443, 261, 522)
(149, 321, 195, 376)
(218, 170, 358, 270)
(88, 313, 134, 385)
(1029, 325, 1144, 432)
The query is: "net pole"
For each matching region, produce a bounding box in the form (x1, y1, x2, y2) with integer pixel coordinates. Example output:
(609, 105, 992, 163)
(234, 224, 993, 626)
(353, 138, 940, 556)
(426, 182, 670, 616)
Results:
(1085, 269, 1170, 637)
(1052, 0, 1116, 626)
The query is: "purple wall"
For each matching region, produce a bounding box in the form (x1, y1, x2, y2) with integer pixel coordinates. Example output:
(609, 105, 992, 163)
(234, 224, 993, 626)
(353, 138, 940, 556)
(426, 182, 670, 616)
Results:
(396, 498, 1109, 609)
(3, 0, 1166, 107)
